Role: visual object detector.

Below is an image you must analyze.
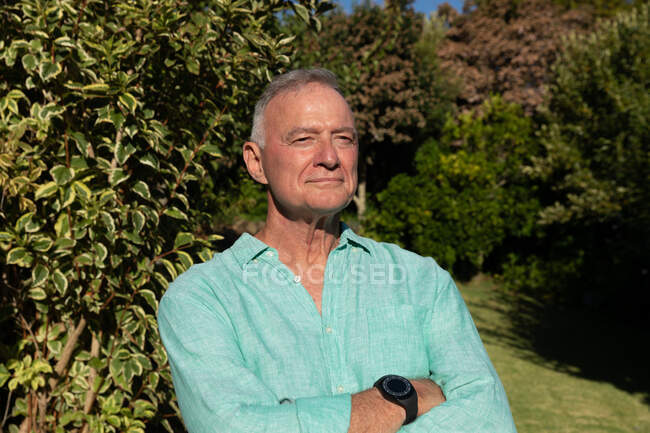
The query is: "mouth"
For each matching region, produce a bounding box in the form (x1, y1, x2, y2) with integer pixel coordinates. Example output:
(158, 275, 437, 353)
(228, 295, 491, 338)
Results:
(307, 178, 344, 184)
(307, 176, 343, 183)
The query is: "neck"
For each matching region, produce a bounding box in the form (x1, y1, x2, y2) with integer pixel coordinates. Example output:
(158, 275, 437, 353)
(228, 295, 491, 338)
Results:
(255, 198, 342, 267)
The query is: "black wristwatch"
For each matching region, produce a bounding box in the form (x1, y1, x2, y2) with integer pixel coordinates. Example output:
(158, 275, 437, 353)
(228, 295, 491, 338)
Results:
(374, 374, 418, 425)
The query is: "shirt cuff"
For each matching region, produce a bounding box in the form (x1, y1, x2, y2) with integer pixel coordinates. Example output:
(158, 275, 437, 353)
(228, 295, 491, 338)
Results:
(295, 393, 351, 433)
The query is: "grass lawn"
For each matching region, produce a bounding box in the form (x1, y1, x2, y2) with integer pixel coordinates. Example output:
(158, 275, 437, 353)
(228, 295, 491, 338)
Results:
(458, 275, 650, 433)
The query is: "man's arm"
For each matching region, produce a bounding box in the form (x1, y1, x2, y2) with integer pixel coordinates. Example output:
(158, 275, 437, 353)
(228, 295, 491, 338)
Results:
(349, 379, 446, 433)
(401, 265, 517, 433)
(158, 284, 444, 433)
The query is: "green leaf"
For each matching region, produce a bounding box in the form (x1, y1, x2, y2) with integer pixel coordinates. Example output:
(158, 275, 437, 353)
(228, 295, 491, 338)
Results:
(201, 144, 222, 157)
(93, 242, 108, 263)
(140, 153, 159, 169)
(72, 181, 92, 202)
(132, 181, 151, 200)
(82, 83, 110, 93)
(7, 247, 33, 267)
(99, 190, 116, 205)
(15, 212, 40, 233)
(163, 207, 187, 220)
(138, 289, 157, 311)
(21, 53, 37, 71)
(61, 185, 76, 208)
(198, 247, 213, 262)
(59, 410, 83, 427)
(53, 237, 75, 252)
(152, 272, 169, 289)
(54, 213, 70, 237)
(118, 92, 137, 115)
(39, 103, 65, 121)
(88, 357, 105, 371)
(108, 168, 129, 186)
(74, 253, 93, 266)
(0, 364, 10, 388)
(34, 181, 58, 200)
(133, 399, 155, 419)
(50, 165, 74, 185)
(131, 210, 145, 232)
(174, 232, 194, 248)
(148, 371, 159, 390)
(31, 235, 53, 252)
(52, 269, 68, 295)
(176, 250, 193, 270)
(100, 211, 116, 234)
(39, 61, 62, 82)
(32, 264, 49, 287)
(278, 35, 296, 46)
(186, 58, 199, 75)
(292, 3, 310, 24)
(115, 142, 136, 165)
(54, 36, 76, 48)
(28, 287, 47, 301)
(69, 131, 92, 157)
(161, 259, 177, 280)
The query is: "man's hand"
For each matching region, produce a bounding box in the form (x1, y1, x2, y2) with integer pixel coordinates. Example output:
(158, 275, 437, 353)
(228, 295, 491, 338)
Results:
(412, 378, 446, 416)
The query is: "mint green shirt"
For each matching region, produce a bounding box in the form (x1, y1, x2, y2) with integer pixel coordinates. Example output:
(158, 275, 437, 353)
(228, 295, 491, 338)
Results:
(158, 226, 516, 433)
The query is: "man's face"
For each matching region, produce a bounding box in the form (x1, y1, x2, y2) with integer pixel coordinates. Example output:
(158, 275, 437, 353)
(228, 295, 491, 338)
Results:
(259, 82, 358, 219)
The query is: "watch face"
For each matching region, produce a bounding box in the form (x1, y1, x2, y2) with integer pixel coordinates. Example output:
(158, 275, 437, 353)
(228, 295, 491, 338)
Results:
(382, 375, 412, 398)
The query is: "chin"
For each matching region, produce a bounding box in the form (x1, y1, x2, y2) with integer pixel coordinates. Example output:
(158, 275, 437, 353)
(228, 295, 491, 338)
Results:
(307, 198, 352, 215)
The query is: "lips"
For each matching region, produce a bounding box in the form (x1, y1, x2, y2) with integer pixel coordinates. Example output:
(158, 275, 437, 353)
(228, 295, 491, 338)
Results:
(308, 177, 343, 182)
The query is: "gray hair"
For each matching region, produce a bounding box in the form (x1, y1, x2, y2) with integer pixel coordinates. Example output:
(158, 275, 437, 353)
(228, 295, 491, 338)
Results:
(250, 68, 345, 148)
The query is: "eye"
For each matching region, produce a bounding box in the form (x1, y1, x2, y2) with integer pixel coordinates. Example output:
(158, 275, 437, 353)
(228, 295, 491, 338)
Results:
(292, 136, 313, 145)
(335, 135, 355, 146)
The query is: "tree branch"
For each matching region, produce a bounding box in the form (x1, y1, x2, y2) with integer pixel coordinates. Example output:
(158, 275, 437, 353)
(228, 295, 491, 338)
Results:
(80, 331, 101, 433)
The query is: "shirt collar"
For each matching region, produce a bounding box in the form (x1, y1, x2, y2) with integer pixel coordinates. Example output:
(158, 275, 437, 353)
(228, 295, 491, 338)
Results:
(339, 222, 372, 254)
(228, 221, 373, 267)
(229, 232, 272, 268)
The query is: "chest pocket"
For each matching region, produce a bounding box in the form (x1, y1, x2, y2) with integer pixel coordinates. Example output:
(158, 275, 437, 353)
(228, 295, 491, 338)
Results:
(343, 304, 430, 386)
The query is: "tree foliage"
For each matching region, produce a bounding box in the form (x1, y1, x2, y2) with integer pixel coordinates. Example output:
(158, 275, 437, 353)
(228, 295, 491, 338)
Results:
(366, 96, 540, 276)
(439, 0, 594, 113)
(290, 0, 457, 218)
(500, 3, 650, 317)
(0, 0, 327, 431)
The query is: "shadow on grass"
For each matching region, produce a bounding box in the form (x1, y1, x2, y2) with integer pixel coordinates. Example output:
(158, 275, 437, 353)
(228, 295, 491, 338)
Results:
(504, 293, 650, 405)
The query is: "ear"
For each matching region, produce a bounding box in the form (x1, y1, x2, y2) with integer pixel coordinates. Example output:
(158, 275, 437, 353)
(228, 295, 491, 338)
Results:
(243, 141, 268, 185)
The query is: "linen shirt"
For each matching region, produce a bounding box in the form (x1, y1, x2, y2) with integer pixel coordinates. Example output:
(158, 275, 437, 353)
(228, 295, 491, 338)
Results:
(158, 225, 517, 433)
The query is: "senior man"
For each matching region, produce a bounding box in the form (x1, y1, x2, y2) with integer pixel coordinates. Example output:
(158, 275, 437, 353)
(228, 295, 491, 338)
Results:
(158, 68, 517, 433)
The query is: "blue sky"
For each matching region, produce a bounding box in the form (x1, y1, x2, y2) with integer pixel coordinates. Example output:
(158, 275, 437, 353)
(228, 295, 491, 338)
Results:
(335, 0, 465, 14)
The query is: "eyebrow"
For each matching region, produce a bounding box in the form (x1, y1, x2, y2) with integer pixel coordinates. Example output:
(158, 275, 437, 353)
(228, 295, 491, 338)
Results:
(284, 127, 358, 142)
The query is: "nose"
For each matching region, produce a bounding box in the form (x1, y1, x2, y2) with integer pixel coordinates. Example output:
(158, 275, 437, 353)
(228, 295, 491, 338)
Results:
(314, 138, 340, 169)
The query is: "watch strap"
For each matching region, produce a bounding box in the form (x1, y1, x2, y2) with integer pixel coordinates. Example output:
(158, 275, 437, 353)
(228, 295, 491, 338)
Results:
(374, 375, 418, 425)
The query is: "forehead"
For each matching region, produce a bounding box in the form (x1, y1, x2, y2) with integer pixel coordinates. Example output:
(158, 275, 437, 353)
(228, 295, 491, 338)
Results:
(263, 82, 354, 131)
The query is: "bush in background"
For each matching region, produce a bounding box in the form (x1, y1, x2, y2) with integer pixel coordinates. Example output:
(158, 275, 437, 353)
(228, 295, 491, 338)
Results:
(0, 0, 327, 431)
(366, 95, 540, 276)
(500, 3, 650, 317)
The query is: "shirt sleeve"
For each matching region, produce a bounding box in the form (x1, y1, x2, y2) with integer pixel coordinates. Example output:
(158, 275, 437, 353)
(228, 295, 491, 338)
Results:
(157, 279, 351, 433)
(402, 265, 517, 433)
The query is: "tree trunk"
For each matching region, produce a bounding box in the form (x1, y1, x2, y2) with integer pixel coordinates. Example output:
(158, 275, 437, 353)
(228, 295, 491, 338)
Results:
(353, 156, 368, 221)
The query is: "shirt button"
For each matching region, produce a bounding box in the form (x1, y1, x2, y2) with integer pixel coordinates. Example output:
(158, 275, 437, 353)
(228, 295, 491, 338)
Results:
(265, 251, 273, 257)
(337, 385, 344, 393)
(325, 327, 332, 334)
(293, 275, 301, 283)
